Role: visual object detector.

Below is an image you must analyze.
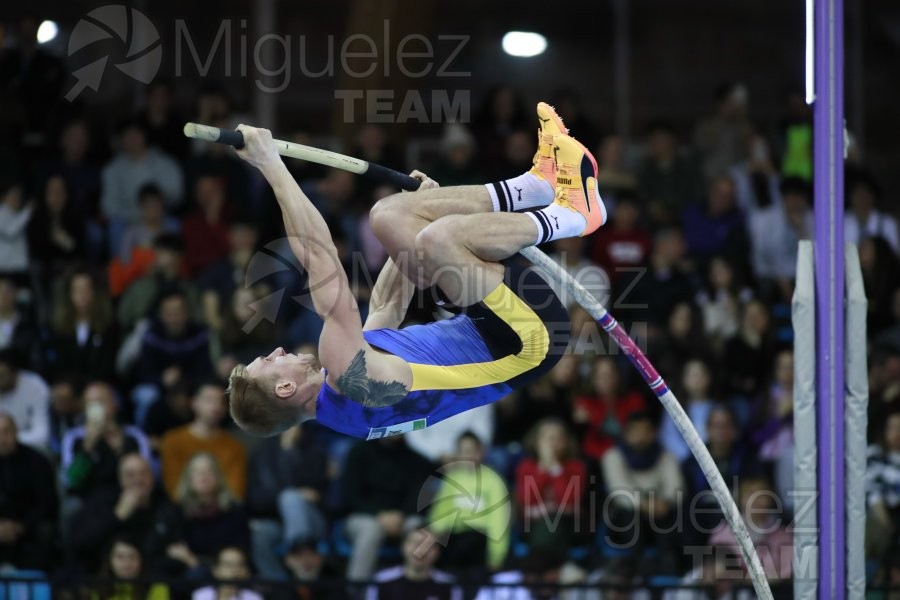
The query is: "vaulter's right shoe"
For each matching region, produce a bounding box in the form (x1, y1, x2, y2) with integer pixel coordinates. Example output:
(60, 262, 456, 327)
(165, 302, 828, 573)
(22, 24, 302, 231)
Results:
(550, 133, 608, 236)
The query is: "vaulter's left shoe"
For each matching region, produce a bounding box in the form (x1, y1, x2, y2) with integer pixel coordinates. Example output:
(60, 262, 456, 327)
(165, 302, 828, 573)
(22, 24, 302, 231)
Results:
(528, 102, 568, 184)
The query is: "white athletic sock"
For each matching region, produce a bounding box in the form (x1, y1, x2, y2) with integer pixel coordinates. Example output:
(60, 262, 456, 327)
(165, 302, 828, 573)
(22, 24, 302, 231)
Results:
(525, 202, 587, 245)
(485, 172, 553, 212)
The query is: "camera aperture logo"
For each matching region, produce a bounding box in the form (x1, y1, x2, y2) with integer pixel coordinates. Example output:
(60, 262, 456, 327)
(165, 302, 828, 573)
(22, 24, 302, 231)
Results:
(418, 460, 511, 551)
(66, 5, 162, 101)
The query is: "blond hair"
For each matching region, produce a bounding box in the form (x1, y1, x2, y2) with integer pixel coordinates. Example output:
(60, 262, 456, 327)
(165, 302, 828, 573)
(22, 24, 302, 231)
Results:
(226, 364, 300, 437)
(174, 452, 237, 514)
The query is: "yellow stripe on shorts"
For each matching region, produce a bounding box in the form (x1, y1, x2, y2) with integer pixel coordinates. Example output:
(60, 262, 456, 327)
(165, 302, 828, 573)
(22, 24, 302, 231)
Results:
(408, 283, 550, 391)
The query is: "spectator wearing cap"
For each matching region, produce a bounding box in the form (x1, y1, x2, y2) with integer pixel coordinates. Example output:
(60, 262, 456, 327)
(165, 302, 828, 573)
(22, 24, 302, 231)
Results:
(0, 413, 58, 570)
(428, 124, 482, 187)
(0, 350, 49, 448)
(844, 172, 899, 255)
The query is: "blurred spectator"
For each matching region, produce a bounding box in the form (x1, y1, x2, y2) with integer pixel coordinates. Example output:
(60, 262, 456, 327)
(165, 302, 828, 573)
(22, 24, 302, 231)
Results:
(406, 404, 494, 465)
(753, 351, 795, 511)
(708, 475, 792, 581)
(844, 172, 898, 255)
(494, 130, 536, 180)
(112, 185, 180, 295)
(184, 133, 252, 218)
(473, 547, 569, 600)
(0, 349, 49, 448)
(283, 536, 339, 589)
(595, 134, 637, 205)
(749, 177, 813, 298)
(573, 357, 646, 460)
(682, 406, 750, 543)
(0, 181, 32, 280)
(183, 175, 232, 276)
(602, 412, 684, 574)
(548, 237, 610, 310)
(173, 453, 250, 569)
(37, 119, 102, 218)
(473, 86, 528, 170)
(61, 381, 151, 498)
(778, 88, 813, 181)
(428, 431, 510, 574)
(0, 413, 57, 570)
(208, 286, 278, 368)
(552, 87, 601, 148)
(198, 220, 259, 313)
(117, 233, 202, 333)
(137, 79, 189, 161)
(660, 360, 715, 462)
(49, 269, 118, 381)
(366, 528, 459, 600)
(693, 83, 752, 182)
(48, 374, 85, 457)
(721, 300, 775, 411)
(865, 408, 900, 564)
(729, 130, 781, 213)
(160, 382, 246, 499)
(101, 119, 183, 224)
(135, 291, 213, 394)
(681, 174, 749, 264)
(28, 174, 85, 270)
(340, 436, 432, 581)
(93, 536, 171, 600)
(637, 121, 702, 221)
(858, 236, 900, 333)
(494, 353, 579, 450)
(68, 453, 182, 574)
(143, 380, 194, 453)
(695, 257, 752, 351)
(590, 194, 651, 286)
(515, 419, 586, 551)
(653, 302, 710, 384)
(0, 277, 41, 370)
(192, 546, 261, 600)
(246, 425, 327, 579)
(625, 228, 697, 330)
(429, 124, 481, 186)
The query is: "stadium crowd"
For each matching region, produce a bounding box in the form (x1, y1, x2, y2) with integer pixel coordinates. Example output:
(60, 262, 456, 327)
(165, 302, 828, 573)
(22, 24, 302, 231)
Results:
(1, 20, 900, 600)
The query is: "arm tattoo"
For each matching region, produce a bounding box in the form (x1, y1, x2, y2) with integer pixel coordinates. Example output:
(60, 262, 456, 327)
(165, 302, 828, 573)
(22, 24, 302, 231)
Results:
(335, 350, 408, 408)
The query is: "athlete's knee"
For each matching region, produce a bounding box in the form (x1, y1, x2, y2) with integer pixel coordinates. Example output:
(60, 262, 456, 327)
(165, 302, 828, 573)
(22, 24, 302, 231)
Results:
(415, 215, 466, 259)
(370, 193, 405, 238)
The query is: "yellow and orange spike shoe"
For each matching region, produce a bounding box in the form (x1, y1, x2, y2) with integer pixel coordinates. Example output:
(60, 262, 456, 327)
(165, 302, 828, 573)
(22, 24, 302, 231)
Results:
(551, 133, 608, 236)
(528, 102, 568, 183)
